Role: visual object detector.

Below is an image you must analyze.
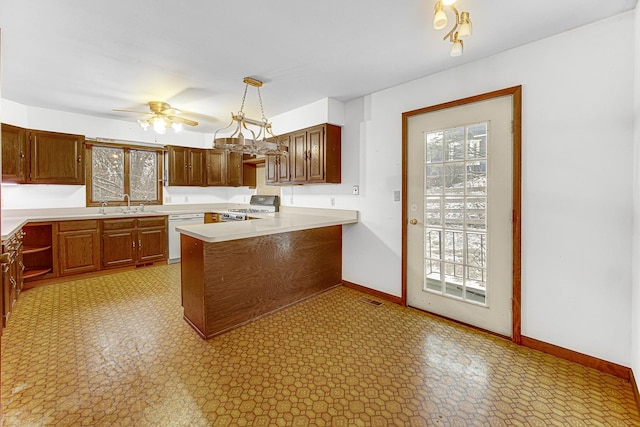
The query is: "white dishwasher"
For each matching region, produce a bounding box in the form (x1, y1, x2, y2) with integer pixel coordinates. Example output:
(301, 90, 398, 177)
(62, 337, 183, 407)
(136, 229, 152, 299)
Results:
(168, 213, 205, 263)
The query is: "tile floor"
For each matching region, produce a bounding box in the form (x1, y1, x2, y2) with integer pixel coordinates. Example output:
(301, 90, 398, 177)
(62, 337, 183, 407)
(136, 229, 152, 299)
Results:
(1, 264, 639, 426)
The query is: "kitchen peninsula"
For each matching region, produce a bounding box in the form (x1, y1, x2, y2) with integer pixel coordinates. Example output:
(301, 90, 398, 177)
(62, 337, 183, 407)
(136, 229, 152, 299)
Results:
(177, 208, 358, 339)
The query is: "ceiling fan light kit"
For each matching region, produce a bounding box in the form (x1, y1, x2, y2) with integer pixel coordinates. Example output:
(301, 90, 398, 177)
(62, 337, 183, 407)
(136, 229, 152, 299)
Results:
(213, 77, 288, 156)
(114, 100, 198, 135)
(432, 0, 472, 57)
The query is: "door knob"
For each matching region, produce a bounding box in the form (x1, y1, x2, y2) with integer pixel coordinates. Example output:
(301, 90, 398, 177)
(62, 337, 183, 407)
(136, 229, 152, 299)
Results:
(409, 219, 418, 225)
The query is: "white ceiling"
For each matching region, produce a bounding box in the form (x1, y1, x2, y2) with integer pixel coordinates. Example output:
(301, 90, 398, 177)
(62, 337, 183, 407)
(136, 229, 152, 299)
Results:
(0, 0, 636, 133)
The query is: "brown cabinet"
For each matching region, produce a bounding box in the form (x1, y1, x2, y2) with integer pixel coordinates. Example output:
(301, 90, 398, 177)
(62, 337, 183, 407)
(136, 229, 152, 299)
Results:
(1, 124, 27, 182)
(22, 223, 55, 283)
(265, 136, 290, 185)
(205, 149, 228, 186)
(28, 130, 85, 184)
(58, 220, 100, 276)
(289, 124, 341, 184)
(102, 216, 167, 268)
(167, 146, 206, 186)
(2, 229, 24, 326)
(205, 150, 256, 187)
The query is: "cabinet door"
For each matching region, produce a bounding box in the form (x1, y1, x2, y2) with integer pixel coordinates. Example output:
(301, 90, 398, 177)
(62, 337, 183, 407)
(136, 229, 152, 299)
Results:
(167, 146, 189, 186)
(102, 229, 136, 268)
(28, 130, 85, 184)
(206, 150, 227, 186)
(189, 148, 206, 186)
(137, 226, 167, 263)
(289, 130, 308, 183)
(307, 126, 325, 182)
(227, 152, 244, 187)
(1, 124, 27, 183)
(58, 230, 100, 276)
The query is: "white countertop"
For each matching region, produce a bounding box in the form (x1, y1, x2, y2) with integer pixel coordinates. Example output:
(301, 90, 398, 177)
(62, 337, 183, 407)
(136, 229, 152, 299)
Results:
(1, 205, 359, 241)
(176, 210, 358, 243)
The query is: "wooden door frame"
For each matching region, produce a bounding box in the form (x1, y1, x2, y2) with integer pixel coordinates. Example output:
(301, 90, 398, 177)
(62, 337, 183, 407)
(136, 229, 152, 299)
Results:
(401, 85, 522, 344)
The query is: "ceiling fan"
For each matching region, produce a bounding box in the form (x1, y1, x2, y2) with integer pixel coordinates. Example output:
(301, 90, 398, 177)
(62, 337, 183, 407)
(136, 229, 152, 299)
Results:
(113, 101, 199, 134)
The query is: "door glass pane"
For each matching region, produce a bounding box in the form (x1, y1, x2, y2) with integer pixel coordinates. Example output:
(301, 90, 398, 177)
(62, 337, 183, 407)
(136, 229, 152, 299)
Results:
(423, 123, 489, 305)
(92, 146, 124, 201)
(130, 150, 157, 201)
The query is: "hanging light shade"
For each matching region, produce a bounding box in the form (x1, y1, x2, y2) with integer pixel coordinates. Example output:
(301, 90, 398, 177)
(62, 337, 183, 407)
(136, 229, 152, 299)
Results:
(213, 77, 288, 156)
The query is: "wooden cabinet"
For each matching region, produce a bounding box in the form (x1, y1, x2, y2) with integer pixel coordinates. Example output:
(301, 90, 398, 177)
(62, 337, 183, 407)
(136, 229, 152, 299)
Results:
(22, 223, 55, 284)
(28, 130, 85, 184)
(2, 229, 24, 326)
(167, 146, 206, 186)
(1, 124, 27, 182)
(205, 150, 256, 187)
(58, 220, 100, 276)
(102, 216, 167, 268)
(204, 213, 221, 223)
(205, 149, 228, 186)
(289, 124, 341, 184)
(265, 136, 290, 185)
(1, 124, 85, 185)
(137, 217, 168, 263)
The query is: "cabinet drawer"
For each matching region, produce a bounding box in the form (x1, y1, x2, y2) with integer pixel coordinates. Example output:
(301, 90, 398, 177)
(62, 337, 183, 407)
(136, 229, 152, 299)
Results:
(58, 220, 99, 232)
(137, 216, 167, 228)
(102, 218, 136, 230)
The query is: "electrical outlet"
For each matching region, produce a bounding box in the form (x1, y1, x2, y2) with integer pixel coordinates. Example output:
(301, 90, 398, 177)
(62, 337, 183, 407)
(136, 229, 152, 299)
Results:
(353, 185, 359, 195)
(330, 197, 335, 207)
(393, 190, 401, 202)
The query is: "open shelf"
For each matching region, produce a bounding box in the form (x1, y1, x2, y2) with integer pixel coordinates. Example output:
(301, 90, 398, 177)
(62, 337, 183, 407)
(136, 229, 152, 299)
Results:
(23, 245, 52, 255)
(24, 267, 52, 280)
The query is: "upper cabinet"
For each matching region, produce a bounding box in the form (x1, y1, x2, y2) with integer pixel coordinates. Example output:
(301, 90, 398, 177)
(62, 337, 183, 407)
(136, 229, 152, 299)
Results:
(29, 130, 85, 184)
(167, 146, 206, 186)
(265, 135, 290, 185)
(275, 123, 341, 185)
(1, 124, 85, 185)
(1, 124, 27, 183)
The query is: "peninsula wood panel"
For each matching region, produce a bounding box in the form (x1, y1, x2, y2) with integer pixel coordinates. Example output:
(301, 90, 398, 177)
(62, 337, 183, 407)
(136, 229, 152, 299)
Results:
(180, 226, 342, 339)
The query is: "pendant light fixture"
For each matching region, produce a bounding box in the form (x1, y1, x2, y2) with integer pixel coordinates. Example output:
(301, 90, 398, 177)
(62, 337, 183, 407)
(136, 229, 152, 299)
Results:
(432, 0, 472, 57)
(213, 77, 288, 156)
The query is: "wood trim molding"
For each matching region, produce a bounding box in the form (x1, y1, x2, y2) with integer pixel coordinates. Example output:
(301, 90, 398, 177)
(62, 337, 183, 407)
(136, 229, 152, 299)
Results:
(341, 280, 404, 305)
(401, 85, 523, 343)
(631, 370, 640, 415)
(521, 336, 630, 380)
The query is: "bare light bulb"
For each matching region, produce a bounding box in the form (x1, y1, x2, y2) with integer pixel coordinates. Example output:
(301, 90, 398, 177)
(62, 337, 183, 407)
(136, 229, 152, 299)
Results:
(172, 122, 183, 132)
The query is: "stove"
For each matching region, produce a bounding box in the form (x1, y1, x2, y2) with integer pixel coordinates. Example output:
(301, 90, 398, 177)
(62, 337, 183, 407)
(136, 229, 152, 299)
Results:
(221, 195, 279, 221)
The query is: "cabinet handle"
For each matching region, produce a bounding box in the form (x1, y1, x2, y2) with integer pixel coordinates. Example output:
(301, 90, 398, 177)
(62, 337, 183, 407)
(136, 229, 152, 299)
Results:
(77, 156, 82, 163)
(132, 241, 136, 249)
(139, 239, 142, 248)
(20, 152, 25, 159)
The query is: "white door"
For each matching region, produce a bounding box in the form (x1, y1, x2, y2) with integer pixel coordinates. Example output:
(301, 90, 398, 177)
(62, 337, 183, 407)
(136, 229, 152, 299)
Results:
(406, 95, 514, 336)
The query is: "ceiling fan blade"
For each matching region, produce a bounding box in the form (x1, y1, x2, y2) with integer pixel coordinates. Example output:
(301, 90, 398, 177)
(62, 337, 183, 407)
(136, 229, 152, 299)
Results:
(167, 115, 198, 126)
(113, 108, 153, 114)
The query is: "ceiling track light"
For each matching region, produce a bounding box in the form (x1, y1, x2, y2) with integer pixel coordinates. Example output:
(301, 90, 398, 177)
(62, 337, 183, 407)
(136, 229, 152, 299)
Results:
(432, 0, 472, 57)
(213, 77, 288, 156)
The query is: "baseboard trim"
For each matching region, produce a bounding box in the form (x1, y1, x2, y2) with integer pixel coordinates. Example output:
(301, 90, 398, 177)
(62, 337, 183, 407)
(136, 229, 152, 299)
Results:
(341, 280, 403, 305)
(521, 336, 630, 380)
(632, 370, 640, 415)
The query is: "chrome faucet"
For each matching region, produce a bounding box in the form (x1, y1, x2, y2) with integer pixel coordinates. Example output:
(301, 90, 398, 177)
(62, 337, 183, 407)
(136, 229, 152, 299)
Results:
(123, 194, 131, 211)
(99, 201, 108, 214)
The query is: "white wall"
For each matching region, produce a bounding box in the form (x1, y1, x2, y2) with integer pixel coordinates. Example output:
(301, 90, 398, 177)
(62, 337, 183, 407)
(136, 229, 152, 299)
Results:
(337, 13, 634, 366)
(632, 4, 640, 377)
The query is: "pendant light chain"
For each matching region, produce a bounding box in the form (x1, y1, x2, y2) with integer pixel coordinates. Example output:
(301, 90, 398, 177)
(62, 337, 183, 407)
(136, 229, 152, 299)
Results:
(257, 87, 267, 123)
(239, 83, 249, 115)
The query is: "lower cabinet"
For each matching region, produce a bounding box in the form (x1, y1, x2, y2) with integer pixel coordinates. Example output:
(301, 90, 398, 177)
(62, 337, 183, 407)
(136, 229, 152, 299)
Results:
(102, 216, 167, 269)
(58, 220, 100, 276)
(2, 229, 24, 327)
